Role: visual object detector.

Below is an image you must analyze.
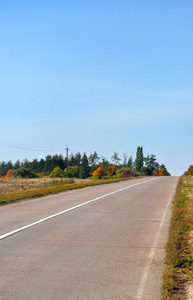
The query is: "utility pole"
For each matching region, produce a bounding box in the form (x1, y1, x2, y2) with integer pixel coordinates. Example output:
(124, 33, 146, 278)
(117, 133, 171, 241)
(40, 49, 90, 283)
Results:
(65, 146, 70, 179)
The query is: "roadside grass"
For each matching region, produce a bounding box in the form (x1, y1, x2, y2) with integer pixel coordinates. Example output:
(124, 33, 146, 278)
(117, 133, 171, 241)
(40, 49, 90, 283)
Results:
(0, 177, 73, 194)
(0, 176, 138, 205)
(162, 176, 193, 299)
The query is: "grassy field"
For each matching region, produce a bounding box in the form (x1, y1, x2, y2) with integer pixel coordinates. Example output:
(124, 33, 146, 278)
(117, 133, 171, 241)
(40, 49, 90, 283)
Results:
(162, 176, 193, 299)
(0, 177, 76, 193)
(0, 176, 137, 205)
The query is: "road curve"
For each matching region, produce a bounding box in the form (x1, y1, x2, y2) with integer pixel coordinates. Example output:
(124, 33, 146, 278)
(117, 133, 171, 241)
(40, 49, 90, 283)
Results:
(0, 177, 178, 299)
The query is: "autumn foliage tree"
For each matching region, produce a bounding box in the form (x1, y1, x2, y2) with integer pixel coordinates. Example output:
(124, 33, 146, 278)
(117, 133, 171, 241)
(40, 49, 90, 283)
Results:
(185, 165, 193, 175)
(4, 169, 15, 179)
(92, 166, 103, 179)
(107, 164, 118, 176)
(153, 168, 167, 176)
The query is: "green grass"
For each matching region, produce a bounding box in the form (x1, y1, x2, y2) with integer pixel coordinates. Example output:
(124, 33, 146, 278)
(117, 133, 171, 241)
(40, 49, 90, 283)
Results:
(161, 176, 193, 299)
(0, 177, 138, 205)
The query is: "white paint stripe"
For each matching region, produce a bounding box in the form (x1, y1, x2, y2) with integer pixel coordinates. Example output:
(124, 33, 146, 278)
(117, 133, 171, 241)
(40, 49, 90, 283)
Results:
(0, 178, 159, 240)
(136, 177, 179, 300)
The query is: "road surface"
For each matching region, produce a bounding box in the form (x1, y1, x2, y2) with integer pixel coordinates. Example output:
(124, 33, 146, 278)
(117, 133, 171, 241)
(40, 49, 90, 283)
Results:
(0, 176, 178, 299)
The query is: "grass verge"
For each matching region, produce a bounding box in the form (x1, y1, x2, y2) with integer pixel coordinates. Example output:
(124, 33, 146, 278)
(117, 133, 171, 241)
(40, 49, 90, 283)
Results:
(0, 177, 138, 206)
(162, 176, 193, 299)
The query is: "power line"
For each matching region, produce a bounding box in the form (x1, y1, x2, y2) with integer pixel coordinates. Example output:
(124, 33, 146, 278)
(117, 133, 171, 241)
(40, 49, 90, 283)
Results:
(0, 138, 64, 152)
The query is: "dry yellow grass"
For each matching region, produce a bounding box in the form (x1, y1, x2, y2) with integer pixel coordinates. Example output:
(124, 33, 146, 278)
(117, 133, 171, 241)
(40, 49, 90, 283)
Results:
(0, 177, 69, 193)
(162, 176, 193, 299)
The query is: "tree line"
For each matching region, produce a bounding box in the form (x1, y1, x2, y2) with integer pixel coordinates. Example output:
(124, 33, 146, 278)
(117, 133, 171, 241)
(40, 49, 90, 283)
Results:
(0, 146, 170, 179)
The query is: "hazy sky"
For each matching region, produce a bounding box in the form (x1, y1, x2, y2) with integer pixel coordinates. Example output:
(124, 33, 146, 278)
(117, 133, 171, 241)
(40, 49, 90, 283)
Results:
(1, 0, 193, 175)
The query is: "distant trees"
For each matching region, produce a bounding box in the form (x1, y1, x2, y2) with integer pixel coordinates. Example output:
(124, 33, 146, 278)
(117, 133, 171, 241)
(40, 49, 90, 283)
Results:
(140, 153, 170, 176)
(0, 146, 171, 179)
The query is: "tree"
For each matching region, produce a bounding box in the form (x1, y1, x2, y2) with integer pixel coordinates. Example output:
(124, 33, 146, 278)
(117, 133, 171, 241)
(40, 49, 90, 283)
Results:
(69, 154, 76, 167)
(44, 155, 53, 173)
(186, 165, 193, 175)
(128, 156, 134, 170)
(141, 166, 152, 176)
(64, 166, 79, 178)
(13, 167, 38, 178)
(23, 158, 30, 169)
(74, 152, 81, 166)
(101, 156, 109, 177)
(153, 167, 170, 176)
(135, 147, 144, 173)
(89, 151, 100, 166)
(14, 159, 21, 170)
(144, 154, 157, 170)
(123, 153, 128, 168)
(79, 153, 90, 179)
(111, 152, 121, 165)
(92, 166, 103, 179)
(0, 161, 7, 176)
(7, 160, 13, 171)
(116, 167, 132, 178)
(107, 164, 118, 176)
(160, 164, 170, 176)
(4, 169, 14, 179)
(49, 167, 64, 178)
(38, 159, 45, 172)
(30, 159, 39, 173)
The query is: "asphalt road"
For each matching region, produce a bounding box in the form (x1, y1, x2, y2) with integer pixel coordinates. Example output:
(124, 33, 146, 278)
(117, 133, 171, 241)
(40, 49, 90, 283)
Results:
(0, 176, 178, 300)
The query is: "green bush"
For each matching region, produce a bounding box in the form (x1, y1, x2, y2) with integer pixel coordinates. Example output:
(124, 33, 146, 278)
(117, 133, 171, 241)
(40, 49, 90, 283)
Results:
(64, 166, 80, 178)
(141, 166, 152, 176)
(116, 167, 132, 178)
(38, 172, 46, 178)
(49, 167, 64, 178)
(13, 167, 38, 178)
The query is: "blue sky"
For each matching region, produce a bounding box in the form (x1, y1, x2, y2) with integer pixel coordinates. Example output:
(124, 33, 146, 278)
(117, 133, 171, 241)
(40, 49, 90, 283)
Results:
(0, 0, 193, 175)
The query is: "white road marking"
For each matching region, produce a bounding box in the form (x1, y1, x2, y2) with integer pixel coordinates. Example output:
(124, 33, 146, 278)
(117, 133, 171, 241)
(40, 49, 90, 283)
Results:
(0, 178, 159, 240)
(136, 177, 178, 299)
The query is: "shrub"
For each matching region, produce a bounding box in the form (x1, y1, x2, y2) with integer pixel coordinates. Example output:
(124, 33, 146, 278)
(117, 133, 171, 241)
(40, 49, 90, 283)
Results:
(91, 166, 103, 179)
(49, 167, 64, 178)
(4, 169, 15, 179)
(116, 167, 132, 178)
(141, 166, 152, 176)
(38, 172, 46, 178)
(13, 167, 38, 178)
(64, 166, 79, 178)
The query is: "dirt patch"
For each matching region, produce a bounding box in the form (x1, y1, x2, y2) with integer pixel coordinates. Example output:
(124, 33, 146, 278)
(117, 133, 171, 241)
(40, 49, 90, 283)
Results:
(185, 283, 193, 299)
